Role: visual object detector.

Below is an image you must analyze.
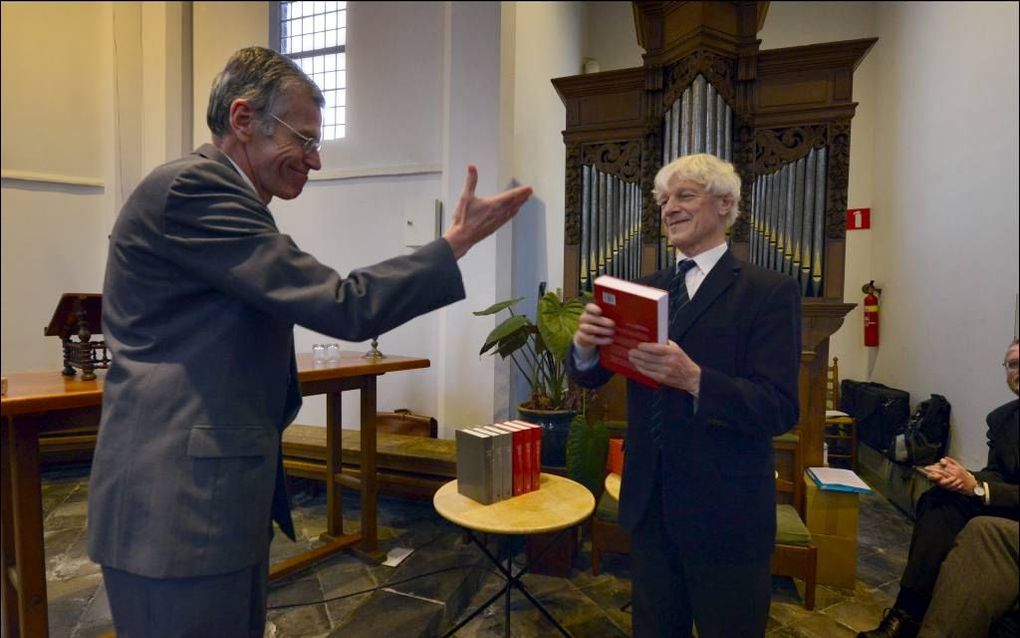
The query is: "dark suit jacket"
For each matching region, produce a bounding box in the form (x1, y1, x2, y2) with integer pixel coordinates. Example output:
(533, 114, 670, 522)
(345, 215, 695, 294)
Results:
(569, 250, 801, 564)
(975, 398, 1019, 513)
(88, 144, 465, 579)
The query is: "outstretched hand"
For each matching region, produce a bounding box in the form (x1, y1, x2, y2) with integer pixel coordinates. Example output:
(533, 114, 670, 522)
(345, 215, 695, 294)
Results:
(443, 165, 532, 259)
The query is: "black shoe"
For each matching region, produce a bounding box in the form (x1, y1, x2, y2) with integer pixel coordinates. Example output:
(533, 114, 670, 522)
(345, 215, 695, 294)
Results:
(858, 608, 920, 638)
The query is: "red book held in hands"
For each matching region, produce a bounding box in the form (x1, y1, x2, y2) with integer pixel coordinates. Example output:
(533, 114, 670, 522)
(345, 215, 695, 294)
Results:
(593, 275, 668, 388)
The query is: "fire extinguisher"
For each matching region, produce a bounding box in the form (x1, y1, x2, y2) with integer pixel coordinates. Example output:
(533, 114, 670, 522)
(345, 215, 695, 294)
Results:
(862, 280, 881, 347)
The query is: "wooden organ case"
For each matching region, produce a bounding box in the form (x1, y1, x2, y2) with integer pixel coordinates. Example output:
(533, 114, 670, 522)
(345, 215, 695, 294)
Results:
(552, 2, 874, 492)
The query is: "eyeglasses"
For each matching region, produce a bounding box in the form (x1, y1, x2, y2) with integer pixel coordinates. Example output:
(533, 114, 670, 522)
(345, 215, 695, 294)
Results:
(1004, 360, 1019, 371)
(269, 114, 321, 154)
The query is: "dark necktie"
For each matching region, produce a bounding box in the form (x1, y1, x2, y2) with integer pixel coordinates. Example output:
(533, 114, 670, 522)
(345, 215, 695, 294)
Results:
(649, 259, 697, 447)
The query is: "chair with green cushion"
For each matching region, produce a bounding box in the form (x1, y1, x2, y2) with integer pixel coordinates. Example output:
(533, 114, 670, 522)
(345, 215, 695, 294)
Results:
(772, 503, 818, 610)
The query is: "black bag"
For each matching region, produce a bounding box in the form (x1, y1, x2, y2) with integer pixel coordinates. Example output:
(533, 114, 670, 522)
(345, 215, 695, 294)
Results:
(888, 394, 951, 466)
(840, 380, 910, 451)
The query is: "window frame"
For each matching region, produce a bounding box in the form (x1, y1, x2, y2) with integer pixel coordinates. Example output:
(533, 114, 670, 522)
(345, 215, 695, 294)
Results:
(269, 1, 347, 141)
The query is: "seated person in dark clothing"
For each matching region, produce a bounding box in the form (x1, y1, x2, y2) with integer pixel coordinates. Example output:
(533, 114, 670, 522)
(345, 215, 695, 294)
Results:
(860, 338, 1019, 638)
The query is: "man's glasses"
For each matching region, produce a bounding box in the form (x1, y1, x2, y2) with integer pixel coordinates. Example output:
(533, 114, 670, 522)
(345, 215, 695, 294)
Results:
(1004, 360, 1019, 371)
(270, 114, 321, 154)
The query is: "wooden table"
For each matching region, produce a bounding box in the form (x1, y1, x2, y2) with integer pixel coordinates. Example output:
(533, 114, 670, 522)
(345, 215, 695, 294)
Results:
(0, 351, 428, 637)
(433, 474, 594, 637)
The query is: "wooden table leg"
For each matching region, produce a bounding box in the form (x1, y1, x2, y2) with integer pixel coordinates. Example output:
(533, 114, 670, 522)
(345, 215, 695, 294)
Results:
(359, 379, 378, 553)
(2, 418, 23, 638)
(325, 391, 344, 537)
(6, 416, 49, 637)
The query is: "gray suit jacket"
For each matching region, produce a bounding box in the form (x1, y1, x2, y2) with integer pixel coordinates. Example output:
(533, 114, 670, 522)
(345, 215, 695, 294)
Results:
(88, 144, 465, 578)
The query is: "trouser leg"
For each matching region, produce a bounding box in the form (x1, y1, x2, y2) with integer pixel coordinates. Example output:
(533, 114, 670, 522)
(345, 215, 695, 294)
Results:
(102, 554, 269, 638)
(918, 517, 1020, 638)
(631, 483, 692, 638)
(897, 488, 978, 619)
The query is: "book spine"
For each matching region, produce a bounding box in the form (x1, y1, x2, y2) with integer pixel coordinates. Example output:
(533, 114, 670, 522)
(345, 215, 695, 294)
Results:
(482, 431, 495, 503)
(531, 423, 542, 491)
(455, 429, 491, 504)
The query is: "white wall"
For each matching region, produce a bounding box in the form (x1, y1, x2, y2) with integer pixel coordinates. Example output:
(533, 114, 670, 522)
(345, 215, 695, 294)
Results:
(506, 1, 586, 410)
(192, 2, 269, 147)
(1, 2, 116, 372)
(321, 1, 443, 173)
(868, 1, 1019, 467)
(435, 0, 510, 433)
(583, 1, 642, 72)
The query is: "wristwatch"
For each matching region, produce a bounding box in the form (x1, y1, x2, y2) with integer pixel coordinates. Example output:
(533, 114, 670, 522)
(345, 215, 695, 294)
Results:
(972, 477, 986, 498)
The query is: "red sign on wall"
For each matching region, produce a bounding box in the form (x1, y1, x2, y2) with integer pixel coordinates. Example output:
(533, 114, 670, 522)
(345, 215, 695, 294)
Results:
(847, 207, 871, 230)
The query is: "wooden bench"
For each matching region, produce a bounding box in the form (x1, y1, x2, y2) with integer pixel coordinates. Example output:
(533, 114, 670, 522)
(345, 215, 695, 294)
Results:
(281, 424, 456, 500)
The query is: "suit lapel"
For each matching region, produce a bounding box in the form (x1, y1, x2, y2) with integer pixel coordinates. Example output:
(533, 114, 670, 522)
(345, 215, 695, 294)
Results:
(670, 249, 740, 341)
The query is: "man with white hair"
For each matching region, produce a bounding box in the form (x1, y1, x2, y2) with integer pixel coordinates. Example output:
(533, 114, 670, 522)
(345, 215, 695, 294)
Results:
(569, 153, 802, 637)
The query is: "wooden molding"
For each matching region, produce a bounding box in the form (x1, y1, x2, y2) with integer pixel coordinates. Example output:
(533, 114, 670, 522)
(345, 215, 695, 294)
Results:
(1, 170, 105, 190)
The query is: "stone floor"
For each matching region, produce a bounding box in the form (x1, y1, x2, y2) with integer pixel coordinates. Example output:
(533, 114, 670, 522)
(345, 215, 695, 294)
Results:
(40, 464, 909, 637)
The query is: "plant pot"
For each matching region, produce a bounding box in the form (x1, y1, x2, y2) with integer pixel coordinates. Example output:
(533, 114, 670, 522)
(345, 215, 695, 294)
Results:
(517, 405, 576, 469)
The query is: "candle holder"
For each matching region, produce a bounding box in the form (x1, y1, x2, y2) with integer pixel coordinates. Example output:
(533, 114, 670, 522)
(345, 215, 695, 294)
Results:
(363, 337, 385, 359)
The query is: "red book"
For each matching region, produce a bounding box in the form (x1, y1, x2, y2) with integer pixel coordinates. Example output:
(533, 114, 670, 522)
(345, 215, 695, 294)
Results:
(512, 422, 536, 492)
(593, 275, 668, 388)
(512, 420, 542, 492)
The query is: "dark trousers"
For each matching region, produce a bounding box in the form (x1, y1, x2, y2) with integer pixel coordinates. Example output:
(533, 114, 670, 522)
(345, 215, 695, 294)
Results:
(898, 487, 1017, 619)
(630, 478, 771, 638)
(102, 556, 268, 638)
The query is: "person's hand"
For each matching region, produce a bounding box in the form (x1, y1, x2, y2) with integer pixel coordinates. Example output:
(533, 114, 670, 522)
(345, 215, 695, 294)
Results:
(923, 456, 977, 495)
(443, 165, 532, 259)
(573, 303, 615, 354)
(628, 340, 701, 396)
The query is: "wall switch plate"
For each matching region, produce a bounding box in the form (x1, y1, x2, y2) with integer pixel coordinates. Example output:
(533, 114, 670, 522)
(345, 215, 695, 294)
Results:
(403, 199, 443, 247)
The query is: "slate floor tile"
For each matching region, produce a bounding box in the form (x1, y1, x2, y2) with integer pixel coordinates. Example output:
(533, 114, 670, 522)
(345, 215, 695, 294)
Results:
(36, 464, 915, 636)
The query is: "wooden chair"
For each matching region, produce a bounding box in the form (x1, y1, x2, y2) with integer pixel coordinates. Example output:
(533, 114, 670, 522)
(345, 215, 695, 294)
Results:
(824, 357, 857, 469)
(590, 471, 629, 576)
(772, 505, 818, 610)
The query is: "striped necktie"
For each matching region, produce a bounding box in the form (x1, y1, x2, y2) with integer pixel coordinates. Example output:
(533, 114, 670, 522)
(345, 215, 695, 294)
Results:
(649, 259, 697, 447)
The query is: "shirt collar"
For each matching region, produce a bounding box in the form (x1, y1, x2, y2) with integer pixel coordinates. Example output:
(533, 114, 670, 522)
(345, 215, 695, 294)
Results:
(675, 242, 728, 276)
(224, 153, 259, 198)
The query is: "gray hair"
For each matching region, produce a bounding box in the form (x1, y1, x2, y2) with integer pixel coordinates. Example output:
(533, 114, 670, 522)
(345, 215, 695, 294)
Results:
(206, 46, 324, 138)
(652, 154, 742, 227)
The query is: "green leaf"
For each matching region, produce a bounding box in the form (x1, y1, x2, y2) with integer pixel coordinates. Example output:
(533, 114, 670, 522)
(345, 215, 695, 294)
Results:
(496, 329, 532, 359)
(473, 298, 524, 317)
(479, 314, 532, 356)
(565, 415, 610, 496)
(537, 293, 585, 363)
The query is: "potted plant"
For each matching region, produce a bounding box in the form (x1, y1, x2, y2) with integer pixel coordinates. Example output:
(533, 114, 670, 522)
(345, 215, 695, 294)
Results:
(474, 290, 586, 468)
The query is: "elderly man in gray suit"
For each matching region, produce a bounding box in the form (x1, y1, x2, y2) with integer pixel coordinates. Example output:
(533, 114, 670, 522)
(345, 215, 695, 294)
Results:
(87, 46, 531, 637)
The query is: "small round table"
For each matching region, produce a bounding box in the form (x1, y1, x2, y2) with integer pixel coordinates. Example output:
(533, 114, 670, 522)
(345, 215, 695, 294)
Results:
(433, 473, 594, 637)
(604, 472, 621, 501)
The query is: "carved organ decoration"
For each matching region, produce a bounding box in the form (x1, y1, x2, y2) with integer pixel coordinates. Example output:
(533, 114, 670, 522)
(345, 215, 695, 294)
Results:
(658, 73, 735, 270)
(579, 141, 643, 292)
(750, 126, 828, 296)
